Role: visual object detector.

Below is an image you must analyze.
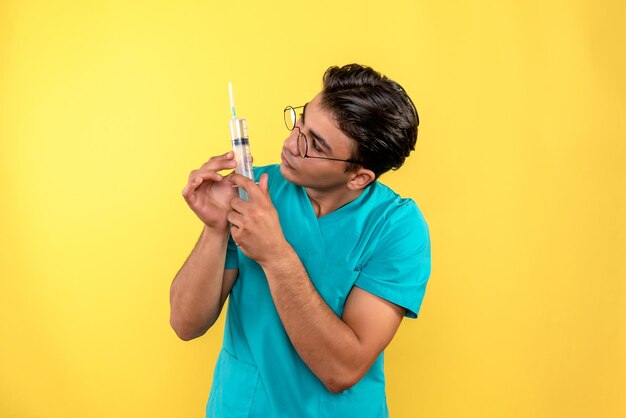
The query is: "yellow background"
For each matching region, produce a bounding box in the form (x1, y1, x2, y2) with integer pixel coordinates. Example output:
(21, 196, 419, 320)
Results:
(1, 0, 624, 417)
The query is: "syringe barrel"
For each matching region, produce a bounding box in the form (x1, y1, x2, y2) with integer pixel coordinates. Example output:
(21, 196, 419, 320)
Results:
(229, 117, 254, 200)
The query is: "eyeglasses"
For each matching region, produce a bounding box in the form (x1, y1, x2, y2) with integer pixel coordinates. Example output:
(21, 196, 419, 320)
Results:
(283, 105, 362, 164)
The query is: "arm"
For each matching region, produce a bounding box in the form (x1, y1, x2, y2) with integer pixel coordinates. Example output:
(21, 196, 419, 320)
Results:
(227, 174, 406, 393)
(169, 152, 239, 341)
(261, 246, 405, 393)
(169, 226, 238, 340)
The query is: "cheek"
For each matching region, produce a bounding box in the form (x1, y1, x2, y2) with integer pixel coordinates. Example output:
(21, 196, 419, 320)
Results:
(280, 161, 310, 184)
(307, 164, 346, 185)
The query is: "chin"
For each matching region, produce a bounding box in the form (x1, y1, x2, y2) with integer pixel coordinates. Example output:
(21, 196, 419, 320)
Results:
(280, 163, 296, 182)
(280, 163, 306, 187)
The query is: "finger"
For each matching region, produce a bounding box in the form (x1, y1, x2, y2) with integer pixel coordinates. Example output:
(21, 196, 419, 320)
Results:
(228, 173, 261, 198)
(258, 173, 269, 195)
(229, 196, 249, 215)
(227, 210, 244, 229)
(182, 171, 222, 197)
(230, 225, 240, 246)
(201, 152, 237, 172)
(212, 150, 235, 161)
(188, 169, 223, 185)
(201, 151, 234, 167)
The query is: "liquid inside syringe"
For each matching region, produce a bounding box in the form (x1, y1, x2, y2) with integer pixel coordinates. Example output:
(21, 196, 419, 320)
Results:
(228, 82, 254, 200)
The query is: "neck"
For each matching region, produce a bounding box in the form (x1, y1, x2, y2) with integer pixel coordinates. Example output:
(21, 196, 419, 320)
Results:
(305, 186, 365, 218)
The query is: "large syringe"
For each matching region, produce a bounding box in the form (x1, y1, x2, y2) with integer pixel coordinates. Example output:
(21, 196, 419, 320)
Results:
(228, 82, 254, 200)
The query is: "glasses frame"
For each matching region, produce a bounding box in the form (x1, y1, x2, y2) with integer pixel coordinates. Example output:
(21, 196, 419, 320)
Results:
(283, 105, 363, 165)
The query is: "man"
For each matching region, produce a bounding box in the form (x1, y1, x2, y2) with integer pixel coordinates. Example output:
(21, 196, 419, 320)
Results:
(170, 64, 431, 418)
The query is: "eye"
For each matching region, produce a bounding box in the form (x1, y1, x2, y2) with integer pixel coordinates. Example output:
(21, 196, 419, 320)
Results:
(312, 140, 323, 153)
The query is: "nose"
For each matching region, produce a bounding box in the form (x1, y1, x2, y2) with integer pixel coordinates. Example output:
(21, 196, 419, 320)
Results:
(283, 127, 300, 156)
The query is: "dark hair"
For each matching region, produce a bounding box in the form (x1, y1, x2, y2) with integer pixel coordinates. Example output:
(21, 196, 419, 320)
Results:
(320, 64, 419, 178)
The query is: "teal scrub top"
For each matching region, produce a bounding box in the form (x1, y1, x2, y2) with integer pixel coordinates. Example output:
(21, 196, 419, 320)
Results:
(206, 164, 431, 418)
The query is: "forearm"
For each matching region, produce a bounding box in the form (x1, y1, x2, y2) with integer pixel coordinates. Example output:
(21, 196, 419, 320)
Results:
(260, 245, 365, 393)
(169, 225, 230, 340)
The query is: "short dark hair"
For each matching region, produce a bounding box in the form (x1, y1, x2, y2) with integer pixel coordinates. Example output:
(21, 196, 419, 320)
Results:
(320, 64, 419, 178)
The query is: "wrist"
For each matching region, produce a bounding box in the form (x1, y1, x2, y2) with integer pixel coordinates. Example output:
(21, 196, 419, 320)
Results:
(258, 239, 296, 271)
(201, 224, 231, 244)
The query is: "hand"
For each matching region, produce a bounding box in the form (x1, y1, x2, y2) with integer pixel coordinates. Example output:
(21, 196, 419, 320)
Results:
(181, 152, 239, 230)
(227, 173, 289, 264)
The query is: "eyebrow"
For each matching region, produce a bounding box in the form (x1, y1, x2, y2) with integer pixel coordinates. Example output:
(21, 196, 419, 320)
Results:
(302, 103, 333, 152)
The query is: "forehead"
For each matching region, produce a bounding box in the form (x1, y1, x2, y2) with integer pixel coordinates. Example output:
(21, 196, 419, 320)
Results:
(304, 93, 333, 124)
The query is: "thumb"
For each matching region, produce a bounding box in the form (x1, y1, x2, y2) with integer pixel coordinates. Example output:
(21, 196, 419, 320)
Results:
(259, 173, 269, 194)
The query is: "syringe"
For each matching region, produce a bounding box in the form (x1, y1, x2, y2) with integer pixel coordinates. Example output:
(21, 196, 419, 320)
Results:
(228, 82, 254, 200)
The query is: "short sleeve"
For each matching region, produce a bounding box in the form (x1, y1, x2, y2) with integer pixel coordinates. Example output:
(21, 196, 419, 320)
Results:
(354, 200, 431, 318)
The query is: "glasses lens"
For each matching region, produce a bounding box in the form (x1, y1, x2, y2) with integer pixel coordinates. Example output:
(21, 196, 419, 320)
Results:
(297, 132, 307, 158)
(284, 107, 296, 131)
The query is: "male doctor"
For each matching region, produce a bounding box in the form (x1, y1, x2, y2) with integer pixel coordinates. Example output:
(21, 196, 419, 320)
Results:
(170, 64, 431, 418)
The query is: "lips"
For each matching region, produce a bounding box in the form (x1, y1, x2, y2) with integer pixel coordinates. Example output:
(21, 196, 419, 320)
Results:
(281, 151, 295, 170)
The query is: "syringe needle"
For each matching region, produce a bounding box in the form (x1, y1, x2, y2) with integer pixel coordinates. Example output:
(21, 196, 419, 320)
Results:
(228, 82, 236, 118)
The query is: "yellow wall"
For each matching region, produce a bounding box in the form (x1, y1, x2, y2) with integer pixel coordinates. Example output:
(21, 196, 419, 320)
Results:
(1, 1, 624, 417)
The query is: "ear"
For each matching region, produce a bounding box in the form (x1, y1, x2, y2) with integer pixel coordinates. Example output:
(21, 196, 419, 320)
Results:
(347, 168, 376, 190)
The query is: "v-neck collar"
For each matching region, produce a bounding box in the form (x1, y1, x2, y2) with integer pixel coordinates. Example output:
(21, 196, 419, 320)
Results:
(299, 183, 374, 224)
